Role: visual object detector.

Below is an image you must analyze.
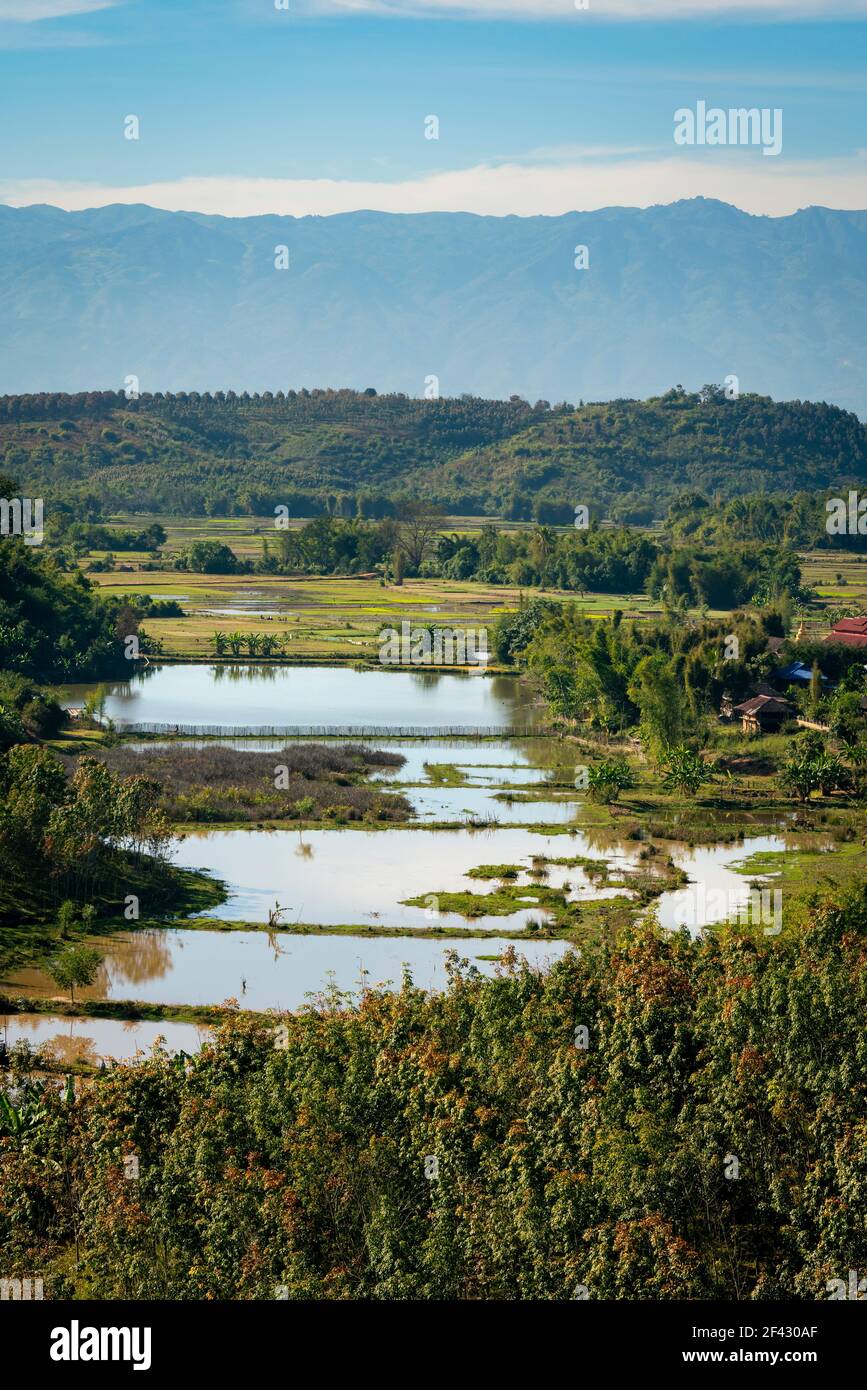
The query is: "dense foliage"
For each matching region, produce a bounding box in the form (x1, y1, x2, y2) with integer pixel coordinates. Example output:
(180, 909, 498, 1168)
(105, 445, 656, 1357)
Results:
(450, 387, 867, 523)
(0, 672, 66, 749)
(498, 601, 867, 751)
(3, 386, 864, 520)
(252, 511, 816, 615)
(668, 490, 867, 552)
(0, 536, 134, 681)
(1, 886, 864, 1299)
(1, 383, 864, 1306)
(0, 745, 172, 924)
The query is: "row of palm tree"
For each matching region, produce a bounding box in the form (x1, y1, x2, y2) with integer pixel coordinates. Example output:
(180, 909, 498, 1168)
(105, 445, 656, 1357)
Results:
(210, 630, 287, 657)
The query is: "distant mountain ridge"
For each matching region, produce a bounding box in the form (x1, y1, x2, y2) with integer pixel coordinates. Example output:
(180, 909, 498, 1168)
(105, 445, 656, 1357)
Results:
(0, 198, 865, 416)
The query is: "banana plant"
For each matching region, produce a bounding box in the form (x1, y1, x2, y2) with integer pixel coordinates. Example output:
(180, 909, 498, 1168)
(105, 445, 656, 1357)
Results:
(0, 1083, 49, 1140)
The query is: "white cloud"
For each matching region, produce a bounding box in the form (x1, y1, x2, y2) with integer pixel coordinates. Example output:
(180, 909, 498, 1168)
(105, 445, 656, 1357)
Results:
(0, 1, 116, 19)
(3, 154, 866, 218)
(301, 0, 867, 19)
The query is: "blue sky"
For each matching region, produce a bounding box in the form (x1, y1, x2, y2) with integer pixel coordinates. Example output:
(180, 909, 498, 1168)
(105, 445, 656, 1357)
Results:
(1, 0, 865, 215)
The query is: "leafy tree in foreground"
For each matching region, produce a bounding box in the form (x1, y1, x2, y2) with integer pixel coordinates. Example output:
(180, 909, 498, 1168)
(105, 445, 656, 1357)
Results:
(0, 744, 172, 922)
(1, 885, 864, 1300)
(46, 944, 103, 1002)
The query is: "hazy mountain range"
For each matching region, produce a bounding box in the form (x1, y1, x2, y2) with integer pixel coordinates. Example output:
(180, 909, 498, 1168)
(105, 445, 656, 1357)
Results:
(1, 198, 865, 416)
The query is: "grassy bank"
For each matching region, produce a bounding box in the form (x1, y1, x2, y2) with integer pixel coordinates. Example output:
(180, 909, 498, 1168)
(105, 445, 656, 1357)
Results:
(0, 867, 225, 977)
(62, 741, 413, 826)
(0, 993, 229, 1028)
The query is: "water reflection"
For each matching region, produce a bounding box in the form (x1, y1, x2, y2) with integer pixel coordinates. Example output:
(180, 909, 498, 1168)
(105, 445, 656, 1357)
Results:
(124, 737, 561, 786)
(58, 663, 539, 731)
(171, 826, 588, 929)
(3, 934, 574, 1013)
(212, 663, 280, 683)
(162, 826, 789, 932)
(0, 1013, 209, 1062)
(0, 833, 802, 1018)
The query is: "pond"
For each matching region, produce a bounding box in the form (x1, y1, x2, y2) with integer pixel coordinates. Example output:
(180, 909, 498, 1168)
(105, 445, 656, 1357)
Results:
(366, 737, 561, 785)
(59, 664, 539, 733)
(405, 786, 580, 825)
(164, 826, 789, 932)
(1, 833, 791, 1014)
(169, 825, 631, 929)
(3, 934, 575, 1013)
(111, 735, 579, 824)
(0, 1013, 210, 1064)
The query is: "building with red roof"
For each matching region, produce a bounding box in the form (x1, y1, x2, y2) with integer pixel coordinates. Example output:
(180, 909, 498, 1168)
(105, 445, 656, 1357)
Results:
(824, 616, 867, 649)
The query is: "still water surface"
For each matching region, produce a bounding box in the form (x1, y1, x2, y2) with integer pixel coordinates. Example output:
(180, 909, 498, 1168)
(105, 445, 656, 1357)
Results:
(2, 834, 786, 1018)
(1, 1013, 209, 1063)
(4, 934, 574, 1013)
(38, 663, 800, 1029)
(60, 664, 538, 730)
(170, 825, 632, 929)
(165, 826, 786, 931)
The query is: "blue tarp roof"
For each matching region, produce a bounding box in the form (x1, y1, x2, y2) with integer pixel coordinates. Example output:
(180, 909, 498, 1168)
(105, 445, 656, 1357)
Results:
(775, 661, 829, 684)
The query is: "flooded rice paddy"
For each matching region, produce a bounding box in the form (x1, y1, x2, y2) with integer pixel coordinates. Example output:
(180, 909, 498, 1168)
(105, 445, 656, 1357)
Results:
(1, 1014, 210, 1064)
(4, 934, 575, 1014)
(33, 667, 813, 1060)
(162, 825, 787, 932)
(60, 664, 540, 731)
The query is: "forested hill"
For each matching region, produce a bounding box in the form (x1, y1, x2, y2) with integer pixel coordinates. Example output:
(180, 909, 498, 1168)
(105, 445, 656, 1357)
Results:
(435, 390, 867, 522)
(2, 387, 865, 521)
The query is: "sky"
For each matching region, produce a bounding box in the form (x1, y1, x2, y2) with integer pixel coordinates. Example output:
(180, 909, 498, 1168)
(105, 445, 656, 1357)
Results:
(0, 0, 865, 217)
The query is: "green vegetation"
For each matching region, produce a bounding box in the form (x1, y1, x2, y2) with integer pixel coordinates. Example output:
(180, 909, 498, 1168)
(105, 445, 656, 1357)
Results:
(46, 944, 103, 1003)
(669, 489, 867, 554)
(76, 743, 411, 825)
(5, 387, 864, 521)
(660, 746, 714, 797)
(44, 518, 166, 561)
(587, 758, 636, 803)
(0, 535, 138, 681)
(1, 385, 865, 1305)
(179, 540, 251, 575)
(422, 762, 468, 786)
(1, 885, 864, 1299)
(0, 743, 191, 939)
(779, 740, 852, 803)
(504, 600, 867, 758)
(0, 672, 66, 749)
(192, 510, 820, 610)
(210, 630, 287, 657)
(404, 848, 683, 933)
(466, 864, 521, 880)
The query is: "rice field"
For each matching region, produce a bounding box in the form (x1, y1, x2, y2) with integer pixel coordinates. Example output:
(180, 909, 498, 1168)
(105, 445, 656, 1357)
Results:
(85, 518, 867, 661)
(86, 512, 660, 660)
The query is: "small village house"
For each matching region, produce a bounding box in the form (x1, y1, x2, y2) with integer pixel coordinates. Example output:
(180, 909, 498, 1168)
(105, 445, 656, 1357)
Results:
(720, 682, 784, 723)
(731, 693, 793, 735)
